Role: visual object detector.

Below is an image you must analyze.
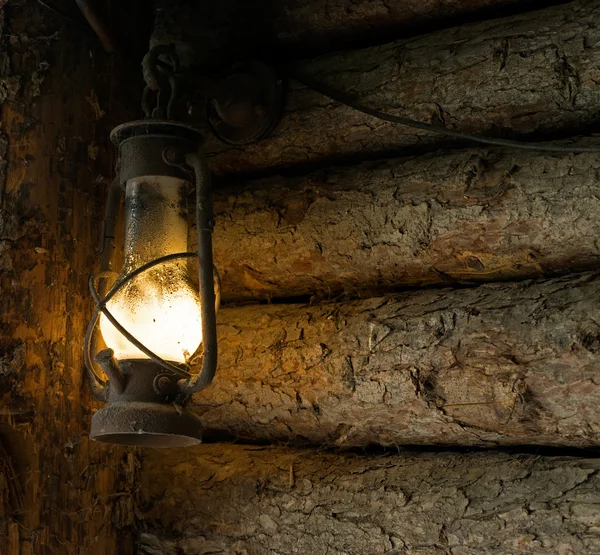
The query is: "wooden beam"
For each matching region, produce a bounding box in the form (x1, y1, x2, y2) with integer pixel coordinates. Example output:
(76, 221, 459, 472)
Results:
(152, 0, 559, 70)
(193, 272, 600, 448)
(138, 445, 600, 554)
(200, 0, 600, 174)
(208, 148, 600, 302)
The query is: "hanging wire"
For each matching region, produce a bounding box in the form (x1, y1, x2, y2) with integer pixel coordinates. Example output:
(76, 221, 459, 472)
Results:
(290, 72, 600, 154)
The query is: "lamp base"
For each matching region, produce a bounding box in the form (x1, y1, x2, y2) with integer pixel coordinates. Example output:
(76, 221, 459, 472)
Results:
(90, 401, 203, 448)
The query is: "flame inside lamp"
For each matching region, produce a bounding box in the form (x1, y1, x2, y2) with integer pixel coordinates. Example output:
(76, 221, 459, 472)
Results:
(99, 176, 202, 364)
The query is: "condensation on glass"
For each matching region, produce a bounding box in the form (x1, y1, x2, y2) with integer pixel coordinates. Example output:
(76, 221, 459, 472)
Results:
(100, 176, 202, 364)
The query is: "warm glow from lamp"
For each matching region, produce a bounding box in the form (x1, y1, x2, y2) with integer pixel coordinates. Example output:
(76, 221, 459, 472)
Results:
(99, 176, 203, 364)
(99, 269, 202, 364)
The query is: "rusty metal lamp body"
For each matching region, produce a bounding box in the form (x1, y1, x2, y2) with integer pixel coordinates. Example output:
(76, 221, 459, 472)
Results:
(84, 52, 282, 448)
(85, 121, 218, 447)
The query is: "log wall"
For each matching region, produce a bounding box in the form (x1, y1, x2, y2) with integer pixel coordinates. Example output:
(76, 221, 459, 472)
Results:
(146, 1, 600, 553)
(138, 445, 600, 555)
(209, 148, 600, 301)
(199, 0, 600, 174)
(152, 0, 566, 69)
(192, 271, 600, 448)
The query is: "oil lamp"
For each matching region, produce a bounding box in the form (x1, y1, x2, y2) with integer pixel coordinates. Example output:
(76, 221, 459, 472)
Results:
(83, 54, 283, 447)
(84, 121, 218, 447)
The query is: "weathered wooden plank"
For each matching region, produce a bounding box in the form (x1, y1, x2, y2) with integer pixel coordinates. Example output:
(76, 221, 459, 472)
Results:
(152, 0, 558, 70)
(138, 444, 600, 555)
(0, 2, 147, 552)
(192, 272, 600, 448)
(208, 148, 600, 302)
(201, 0, 600, 174)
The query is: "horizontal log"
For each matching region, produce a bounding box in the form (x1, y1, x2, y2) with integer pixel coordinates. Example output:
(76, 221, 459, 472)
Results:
(138, 445, 600, 555)
(193, 272, 600, 448)
(202, 0, 600, 174)
(152, 0, 539, 70)
(208, 148, 600, 302)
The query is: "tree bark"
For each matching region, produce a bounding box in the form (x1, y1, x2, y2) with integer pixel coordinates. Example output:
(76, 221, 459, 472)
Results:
(199, 0, 600, 174)
(192, 272, 600, 448)
(138, 444, 600, 555)
(152, 0, 544, 70)
(208, 148, 600, 302)
(0, 2, 148, 552)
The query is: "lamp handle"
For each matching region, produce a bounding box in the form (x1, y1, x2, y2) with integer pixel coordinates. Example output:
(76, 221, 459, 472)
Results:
(178, 152, 219, 395)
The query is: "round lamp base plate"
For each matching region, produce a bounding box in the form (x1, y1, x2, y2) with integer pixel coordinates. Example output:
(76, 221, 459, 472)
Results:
(90, 402, 202, 448)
